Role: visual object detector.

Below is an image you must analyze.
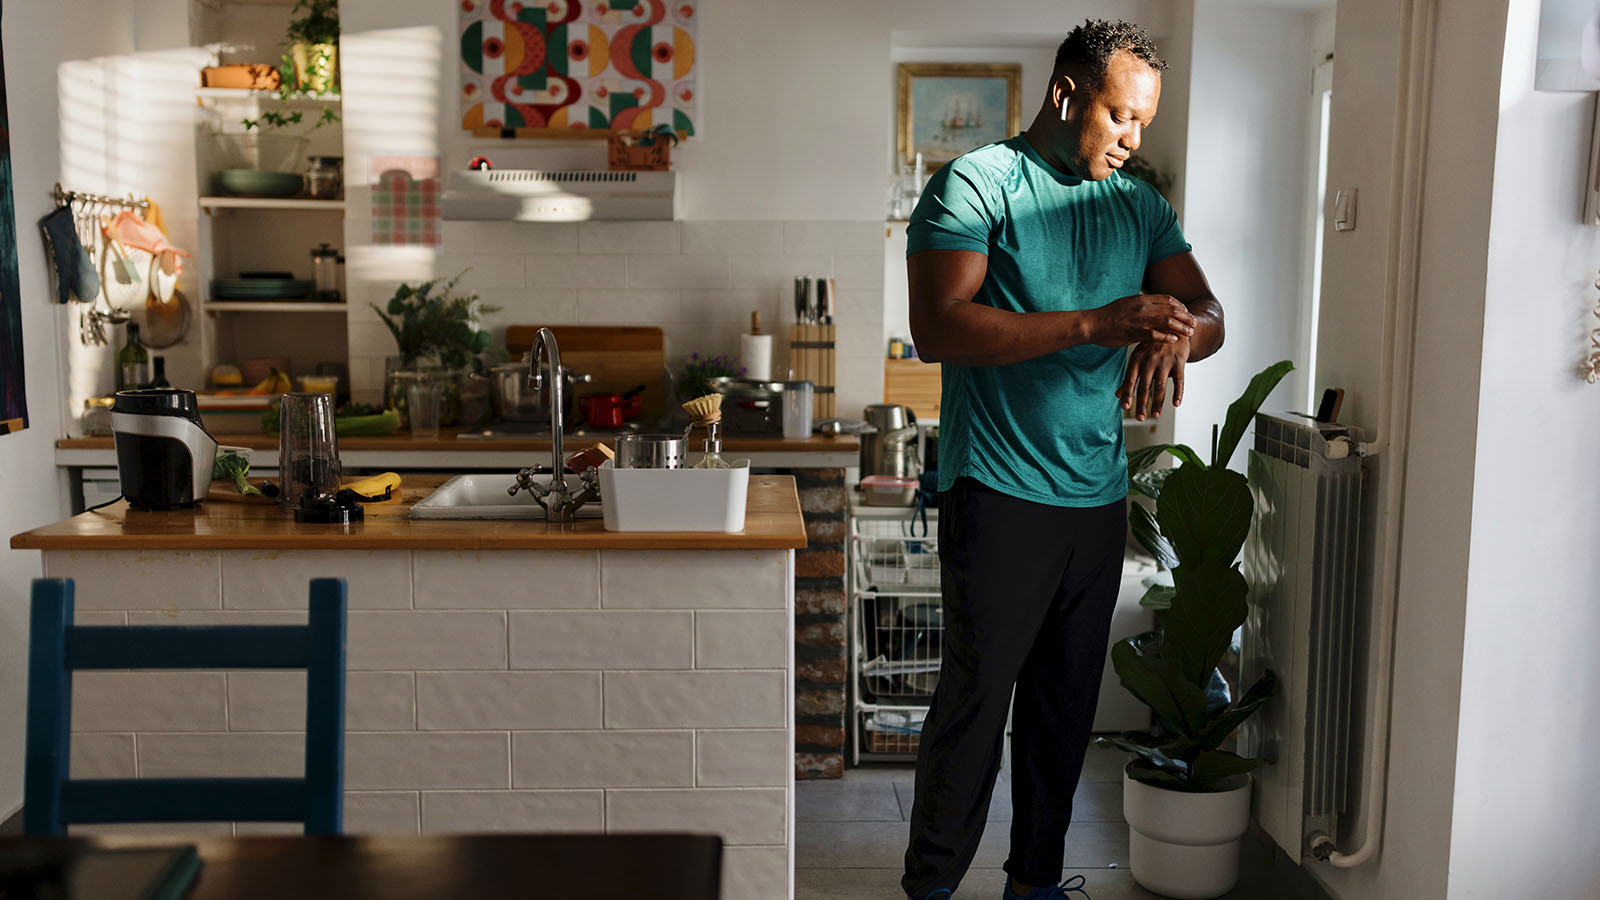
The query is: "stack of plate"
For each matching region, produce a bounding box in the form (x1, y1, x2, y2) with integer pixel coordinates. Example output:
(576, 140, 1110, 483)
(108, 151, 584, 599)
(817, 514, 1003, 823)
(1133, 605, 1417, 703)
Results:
(212, 278, 314, 301)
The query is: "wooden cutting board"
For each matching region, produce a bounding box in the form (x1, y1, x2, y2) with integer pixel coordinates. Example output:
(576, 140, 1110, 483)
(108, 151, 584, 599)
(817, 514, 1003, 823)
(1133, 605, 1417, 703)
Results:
(506, 326, 668, 422)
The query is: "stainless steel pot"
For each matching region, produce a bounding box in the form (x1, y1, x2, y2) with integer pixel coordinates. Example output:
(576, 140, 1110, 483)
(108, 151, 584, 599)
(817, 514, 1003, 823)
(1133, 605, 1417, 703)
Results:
(614, 433, 686, 469)
(488, 362, 590, 423)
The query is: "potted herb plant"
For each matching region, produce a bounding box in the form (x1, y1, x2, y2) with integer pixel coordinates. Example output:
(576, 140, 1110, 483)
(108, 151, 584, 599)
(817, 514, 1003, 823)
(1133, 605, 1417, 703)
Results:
(286, 0, 339, 94)
(1097, 359, 1293, 900)
(372, 272, 501, 427)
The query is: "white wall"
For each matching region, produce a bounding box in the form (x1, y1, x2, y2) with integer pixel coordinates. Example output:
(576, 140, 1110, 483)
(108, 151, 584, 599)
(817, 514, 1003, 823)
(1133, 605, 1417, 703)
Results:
(1448, 2, 1600, 896)
(0, 0, 143, 821)
(1171, 0, 1316, 465)
(1309, 1, 1500, 898)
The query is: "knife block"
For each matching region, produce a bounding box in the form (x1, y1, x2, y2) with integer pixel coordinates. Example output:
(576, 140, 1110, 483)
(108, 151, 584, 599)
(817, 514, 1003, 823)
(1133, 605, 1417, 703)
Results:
(787, 324, 835, 418)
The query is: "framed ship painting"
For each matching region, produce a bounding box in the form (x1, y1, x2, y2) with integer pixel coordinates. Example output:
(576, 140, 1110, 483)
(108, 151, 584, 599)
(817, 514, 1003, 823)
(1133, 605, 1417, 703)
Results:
(0, 11, 26, 438)
(897, 63, 1021, 169)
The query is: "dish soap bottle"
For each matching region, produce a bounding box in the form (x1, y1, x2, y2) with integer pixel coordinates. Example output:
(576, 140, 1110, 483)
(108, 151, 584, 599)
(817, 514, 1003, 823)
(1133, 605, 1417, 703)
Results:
(692, 421, 731, 469)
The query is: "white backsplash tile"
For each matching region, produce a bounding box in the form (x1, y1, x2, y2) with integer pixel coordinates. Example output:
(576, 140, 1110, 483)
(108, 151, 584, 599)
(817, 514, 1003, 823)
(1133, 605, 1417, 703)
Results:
(627, 254, 731, 290)
(696, 730, 790, 787)
(681, 221, 784, 255)
(604, 671, 786, 729)
(434, 252, 526, 290)
(784, 220, 888, 255)
(729, 254, 833, 289)
(137, 732, 303, 778)
(416, 672, 602, 730)
(344, 791, 421, 834)
(605, 788, 787, 846)
(523, 255, 630, 289)
(221, 550, 412, 610)
(601, 550, 788, 608)
(71, 733, 137, 779)
(458, 221, 579, 256)
(228, 671, 416, 732)
(722, 846, 791, 900)
(345, 732, 510, 790)
(43, 551, 220, 611)
(72, 672, 227, 733)
(832, 253, 888, 291)
(414, 550, 598, 609)
(511, 730, 694, 788)
(509, 610, 694, 669)
(422, 790, 603, 833)
(575, 288, 683, 324)
(578, 221, 679, 254)
(347, 611, 508, 670)
(695, 610, 789, 669)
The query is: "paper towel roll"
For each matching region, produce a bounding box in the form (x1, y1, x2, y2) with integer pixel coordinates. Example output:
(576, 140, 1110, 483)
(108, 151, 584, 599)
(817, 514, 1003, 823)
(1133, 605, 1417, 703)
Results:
(740, 332, 773, 381)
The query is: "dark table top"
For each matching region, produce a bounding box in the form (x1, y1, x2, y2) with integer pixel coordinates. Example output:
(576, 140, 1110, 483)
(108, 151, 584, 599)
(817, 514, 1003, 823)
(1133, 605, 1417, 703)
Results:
(0, 833, 724, 899)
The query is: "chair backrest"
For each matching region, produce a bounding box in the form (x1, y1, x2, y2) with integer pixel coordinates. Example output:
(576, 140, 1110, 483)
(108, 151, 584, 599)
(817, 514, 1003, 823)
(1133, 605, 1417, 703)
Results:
(24, 577, 347, 836)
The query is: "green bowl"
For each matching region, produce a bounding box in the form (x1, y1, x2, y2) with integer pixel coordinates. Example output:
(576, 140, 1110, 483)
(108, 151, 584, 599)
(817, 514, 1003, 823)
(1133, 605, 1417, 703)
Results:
(215, 169, 304, 198)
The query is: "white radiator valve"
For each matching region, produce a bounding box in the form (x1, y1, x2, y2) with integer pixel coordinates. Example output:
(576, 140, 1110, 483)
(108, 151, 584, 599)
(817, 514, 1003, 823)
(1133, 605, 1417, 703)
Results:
(1326, 436, 1353, 459)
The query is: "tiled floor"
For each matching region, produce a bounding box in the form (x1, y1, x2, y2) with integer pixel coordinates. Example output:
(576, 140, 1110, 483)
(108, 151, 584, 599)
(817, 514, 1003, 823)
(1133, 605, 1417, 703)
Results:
(795, 740, 1305, 900)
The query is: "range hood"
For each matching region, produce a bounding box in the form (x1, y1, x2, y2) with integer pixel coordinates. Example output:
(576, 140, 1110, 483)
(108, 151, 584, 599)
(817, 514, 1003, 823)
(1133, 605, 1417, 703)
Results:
(441, 169, 679, 222)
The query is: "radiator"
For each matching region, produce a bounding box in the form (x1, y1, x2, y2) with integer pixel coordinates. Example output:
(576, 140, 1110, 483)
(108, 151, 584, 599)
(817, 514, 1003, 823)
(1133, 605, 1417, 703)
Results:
(1240, 412, 1365, 859)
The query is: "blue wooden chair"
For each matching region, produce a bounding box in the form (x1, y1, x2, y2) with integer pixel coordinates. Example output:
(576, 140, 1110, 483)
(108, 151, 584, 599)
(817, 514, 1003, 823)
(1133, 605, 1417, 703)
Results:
(23, 577, 347, 835)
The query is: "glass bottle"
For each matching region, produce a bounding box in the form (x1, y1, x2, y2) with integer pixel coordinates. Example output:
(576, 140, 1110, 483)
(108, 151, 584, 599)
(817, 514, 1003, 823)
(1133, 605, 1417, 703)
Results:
(148, 356, 171, 388)
(691, 421, 732, 469)
(117, 323, 149, 390)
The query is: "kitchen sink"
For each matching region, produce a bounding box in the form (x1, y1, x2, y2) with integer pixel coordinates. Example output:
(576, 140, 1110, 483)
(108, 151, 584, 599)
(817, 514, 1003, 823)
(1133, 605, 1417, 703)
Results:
(408, 473, 604, 520)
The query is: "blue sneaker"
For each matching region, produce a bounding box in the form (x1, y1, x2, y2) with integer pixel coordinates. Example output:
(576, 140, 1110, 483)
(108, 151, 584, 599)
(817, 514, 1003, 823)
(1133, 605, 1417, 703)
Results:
(1001, 874, 1091, 899)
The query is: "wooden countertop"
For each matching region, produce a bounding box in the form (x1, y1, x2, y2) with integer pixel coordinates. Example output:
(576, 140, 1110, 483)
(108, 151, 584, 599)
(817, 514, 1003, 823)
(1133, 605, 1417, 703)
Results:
(57, 432, 858, 454)
(11, 474, 808, 552)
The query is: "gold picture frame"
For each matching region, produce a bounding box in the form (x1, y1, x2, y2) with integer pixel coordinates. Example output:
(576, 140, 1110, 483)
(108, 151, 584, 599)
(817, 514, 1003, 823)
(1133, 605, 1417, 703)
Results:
(897, 63, 1023, 169)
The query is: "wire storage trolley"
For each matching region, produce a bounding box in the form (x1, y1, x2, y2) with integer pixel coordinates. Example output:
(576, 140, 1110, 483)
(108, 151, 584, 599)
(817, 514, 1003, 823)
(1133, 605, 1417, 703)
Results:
(848, 507, 942, 763)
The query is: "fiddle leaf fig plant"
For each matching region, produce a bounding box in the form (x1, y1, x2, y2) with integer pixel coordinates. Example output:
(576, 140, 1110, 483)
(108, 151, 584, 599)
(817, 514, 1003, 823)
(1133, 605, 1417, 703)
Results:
(1097, 359, 1294, 792)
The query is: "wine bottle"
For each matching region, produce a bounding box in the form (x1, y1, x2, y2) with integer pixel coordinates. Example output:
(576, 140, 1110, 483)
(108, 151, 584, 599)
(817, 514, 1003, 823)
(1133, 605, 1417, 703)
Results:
(117, 323, 150, 391)
(148, 356, 171, 388)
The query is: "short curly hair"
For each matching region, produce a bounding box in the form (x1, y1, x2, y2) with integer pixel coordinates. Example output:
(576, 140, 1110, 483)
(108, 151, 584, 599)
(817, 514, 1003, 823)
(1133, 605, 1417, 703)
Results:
(1054, 19, 1167, 88)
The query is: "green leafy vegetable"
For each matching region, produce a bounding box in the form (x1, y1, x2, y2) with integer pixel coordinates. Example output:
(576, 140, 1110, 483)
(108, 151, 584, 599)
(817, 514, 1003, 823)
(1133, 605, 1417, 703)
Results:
(212, 451, 261, 496)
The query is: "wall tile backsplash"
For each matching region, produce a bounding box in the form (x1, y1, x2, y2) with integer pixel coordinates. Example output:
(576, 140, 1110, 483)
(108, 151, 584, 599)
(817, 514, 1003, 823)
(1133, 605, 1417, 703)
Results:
(346, 219, 887, 419)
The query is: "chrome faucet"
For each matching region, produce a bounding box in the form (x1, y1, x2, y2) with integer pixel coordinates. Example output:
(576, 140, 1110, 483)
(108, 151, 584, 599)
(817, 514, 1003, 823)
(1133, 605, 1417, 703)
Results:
(508, 327, 598, 521)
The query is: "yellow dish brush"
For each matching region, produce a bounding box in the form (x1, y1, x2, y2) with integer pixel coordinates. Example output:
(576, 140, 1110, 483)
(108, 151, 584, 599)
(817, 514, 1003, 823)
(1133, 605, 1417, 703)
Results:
(682, 393, 723, 425)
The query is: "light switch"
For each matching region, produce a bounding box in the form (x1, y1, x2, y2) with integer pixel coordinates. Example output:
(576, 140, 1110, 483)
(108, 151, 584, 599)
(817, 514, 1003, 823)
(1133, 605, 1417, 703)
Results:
(1333, 188, 1357, 231)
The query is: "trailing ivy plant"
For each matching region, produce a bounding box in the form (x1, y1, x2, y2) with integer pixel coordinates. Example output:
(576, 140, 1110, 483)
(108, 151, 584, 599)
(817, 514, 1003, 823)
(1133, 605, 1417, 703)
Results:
(1096, 359, 1294, 792)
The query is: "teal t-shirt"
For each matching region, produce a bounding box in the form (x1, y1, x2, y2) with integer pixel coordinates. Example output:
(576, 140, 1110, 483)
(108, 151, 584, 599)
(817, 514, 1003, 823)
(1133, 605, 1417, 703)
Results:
(907, 134, 1192, 507)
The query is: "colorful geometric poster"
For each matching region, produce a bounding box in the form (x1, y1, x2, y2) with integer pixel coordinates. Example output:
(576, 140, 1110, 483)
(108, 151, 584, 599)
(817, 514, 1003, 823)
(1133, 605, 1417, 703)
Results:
(459, 0, 698, 135)
(0, 11, 27, 437)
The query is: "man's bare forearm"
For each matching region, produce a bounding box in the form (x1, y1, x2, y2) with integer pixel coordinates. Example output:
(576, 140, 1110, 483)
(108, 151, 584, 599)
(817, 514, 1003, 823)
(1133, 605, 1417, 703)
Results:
(1184, 296, 1224, 362)
(911, 299, 1096, 366)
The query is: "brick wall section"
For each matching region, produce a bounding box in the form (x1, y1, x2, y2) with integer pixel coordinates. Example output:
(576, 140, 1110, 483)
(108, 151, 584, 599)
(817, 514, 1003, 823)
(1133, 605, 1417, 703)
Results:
(793, 468, 847, 780)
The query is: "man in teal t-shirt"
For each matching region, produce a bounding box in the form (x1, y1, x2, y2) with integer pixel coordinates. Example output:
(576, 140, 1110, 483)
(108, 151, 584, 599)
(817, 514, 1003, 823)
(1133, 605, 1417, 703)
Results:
(900, 19, 1225, 900)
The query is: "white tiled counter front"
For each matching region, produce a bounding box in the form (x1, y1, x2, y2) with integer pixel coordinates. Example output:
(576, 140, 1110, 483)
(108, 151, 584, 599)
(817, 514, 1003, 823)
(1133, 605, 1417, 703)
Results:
(42, 547, 796, 900)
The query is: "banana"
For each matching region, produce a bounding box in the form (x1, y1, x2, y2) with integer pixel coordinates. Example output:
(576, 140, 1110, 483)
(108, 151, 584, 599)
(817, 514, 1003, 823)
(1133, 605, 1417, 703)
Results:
(344, 472, 401, 500)
(247, 367, 291, 396)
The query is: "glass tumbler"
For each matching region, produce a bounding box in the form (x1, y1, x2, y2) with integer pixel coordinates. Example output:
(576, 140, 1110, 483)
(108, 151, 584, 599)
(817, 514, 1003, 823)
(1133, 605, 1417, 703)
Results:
(278, 392, 342, 508)
(407, 381, 443, 440)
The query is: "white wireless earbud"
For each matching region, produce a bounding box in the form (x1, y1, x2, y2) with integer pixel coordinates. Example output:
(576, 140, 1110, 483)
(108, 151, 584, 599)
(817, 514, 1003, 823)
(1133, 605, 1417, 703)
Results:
(1059, 98, 1069, 121)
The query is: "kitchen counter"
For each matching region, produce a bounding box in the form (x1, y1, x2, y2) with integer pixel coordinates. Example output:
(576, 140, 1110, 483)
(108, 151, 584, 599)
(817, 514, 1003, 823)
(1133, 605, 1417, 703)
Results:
(20, 474, 800, 900)
(12, 473, 807, 551)
(55, 432, 859, 471)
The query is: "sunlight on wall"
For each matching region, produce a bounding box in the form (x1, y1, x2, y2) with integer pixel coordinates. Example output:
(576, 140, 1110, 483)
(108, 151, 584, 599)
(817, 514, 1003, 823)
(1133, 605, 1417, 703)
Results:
(340, 26, 446, 401)
(57, 46, 208, 423)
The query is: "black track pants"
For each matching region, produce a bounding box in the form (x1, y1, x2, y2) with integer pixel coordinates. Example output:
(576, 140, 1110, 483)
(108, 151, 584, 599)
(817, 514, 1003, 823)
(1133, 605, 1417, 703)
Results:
(901, 477, 1128, 898)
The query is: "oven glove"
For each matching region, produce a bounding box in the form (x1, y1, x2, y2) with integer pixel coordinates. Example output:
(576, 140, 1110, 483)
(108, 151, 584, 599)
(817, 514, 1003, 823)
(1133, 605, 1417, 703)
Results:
(38, 205, 99, 304)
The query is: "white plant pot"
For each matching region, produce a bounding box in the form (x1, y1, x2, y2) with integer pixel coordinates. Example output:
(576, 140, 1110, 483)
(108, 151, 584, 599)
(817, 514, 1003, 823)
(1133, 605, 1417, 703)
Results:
(1122, 766, 1253, 899)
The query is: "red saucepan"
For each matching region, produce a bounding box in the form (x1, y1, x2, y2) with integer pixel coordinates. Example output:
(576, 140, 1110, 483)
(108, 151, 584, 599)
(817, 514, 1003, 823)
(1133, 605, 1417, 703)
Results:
(580, 384, 646, 429)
